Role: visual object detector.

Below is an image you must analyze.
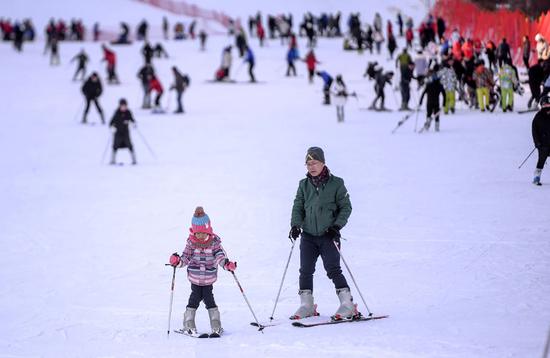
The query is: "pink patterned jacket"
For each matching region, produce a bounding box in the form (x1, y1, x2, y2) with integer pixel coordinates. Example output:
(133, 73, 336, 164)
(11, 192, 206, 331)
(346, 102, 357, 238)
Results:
(178, 235, 227, 286)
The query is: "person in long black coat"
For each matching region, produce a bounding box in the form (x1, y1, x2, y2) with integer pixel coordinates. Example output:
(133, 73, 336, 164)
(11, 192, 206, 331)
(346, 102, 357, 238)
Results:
(532, 94, 550, 185)
(81, 72, 104, 124)
(109, 98, 136, 165)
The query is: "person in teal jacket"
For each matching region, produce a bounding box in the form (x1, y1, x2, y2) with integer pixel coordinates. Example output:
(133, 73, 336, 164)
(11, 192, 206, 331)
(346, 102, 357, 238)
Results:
(289, 147, 360, 321)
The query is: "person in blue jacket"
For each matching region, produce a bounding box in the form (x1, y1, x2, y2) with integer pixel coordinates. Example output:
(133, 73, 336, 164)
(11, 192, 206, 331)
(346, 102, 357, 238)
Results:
(316, 70, 333, 105)
(286, 46, 299, 77)
(244, 46, 256, 82)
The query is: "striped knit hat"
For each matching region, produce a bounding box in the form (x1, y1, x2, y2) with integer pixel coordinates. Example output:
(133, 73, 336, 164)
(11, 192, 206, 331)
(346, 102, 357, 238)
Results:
(190, 206, 213, 234)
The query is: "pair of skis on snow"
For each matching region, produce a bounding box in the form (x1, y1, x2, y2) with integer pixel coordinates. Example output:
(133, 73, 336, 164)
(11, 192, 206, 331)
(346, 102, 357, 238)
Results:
(173, 329, 221, 338)
(251, 313, 389, 329)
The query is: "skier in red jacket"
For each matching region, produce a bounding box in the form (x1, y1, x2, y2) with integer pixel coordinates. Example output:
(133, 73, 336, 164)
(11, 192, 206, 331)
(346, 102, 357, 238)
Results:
(102, 44, 119, 84)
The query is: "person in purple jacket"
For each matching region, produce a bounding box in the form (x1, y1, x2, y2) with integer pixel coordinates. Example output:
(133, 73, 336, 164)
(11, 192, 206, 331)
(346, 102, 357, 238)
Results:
(169, 207, 237, 336)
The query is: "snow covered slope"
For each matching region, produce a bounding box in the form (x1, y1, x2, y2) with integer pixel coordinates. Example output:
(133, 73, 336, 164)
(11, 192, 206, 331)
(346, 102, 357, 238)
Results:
(0, 1, 549, 357)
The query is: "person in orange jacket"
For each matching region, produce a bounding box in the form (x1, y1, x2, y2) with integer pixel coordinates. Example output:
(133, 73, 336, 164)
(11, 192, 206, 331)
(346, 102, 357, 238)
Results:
(461, 39, 474, 62)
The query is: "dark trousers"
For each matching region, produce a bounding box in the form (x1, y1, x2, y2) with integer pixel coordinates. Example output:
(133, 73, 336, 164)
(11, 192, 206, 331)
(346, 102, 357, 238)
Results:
(299, 232, 349, 291)
(73, 66, 86, 80)
(176, 90, 184, 112)
(286, 62, 296, 76)
(536, 147, 550, 170)
(187, 284, 217, 309)
(83, 98, 104, 122)
(400, 81, 410, 107)
(248, 63, 256, 82)
(427, 104, 441, 122)
(154, 91, 163, 107)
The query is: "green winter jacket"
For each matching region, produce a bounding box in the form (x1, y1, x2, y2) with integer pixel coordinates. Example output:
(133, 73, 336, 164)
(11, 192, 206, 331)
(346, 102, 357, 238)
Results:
(291, 174, 352, 236)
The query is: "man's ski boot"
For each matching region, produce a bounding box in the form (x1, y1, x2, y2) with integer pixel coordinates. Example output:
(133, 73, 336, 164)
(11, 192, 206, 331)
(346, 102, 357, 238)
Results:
(183, 307, 198, 335)
(533, 169, 542, 186)
(208, 307, 223, 337)
(290, 289, 319, 320)
(331, 287, 360, 321)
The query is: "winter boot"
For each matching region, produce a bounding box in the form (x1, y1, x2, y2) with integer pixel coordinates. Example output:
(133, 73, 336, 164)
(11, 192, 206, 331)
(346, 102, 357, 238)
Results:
(208, 307, 223, 335)
(332, 287, 360, 321)
(533, 168, 542, 185)
(183, 307, 197, 334)
(290, 289, 318, 320)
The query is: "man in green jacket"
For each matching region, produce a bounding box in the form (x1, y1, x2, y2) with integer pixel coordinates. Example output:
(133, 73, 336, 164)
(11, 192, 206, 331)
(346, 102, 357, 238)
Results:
(289, 147, 359, 321)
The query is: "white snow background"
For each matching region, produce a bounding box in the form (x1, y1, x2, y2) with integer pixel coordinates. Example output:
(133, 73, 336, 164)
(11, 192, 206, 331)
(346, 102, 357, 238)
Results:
(0, 0, 549, 357)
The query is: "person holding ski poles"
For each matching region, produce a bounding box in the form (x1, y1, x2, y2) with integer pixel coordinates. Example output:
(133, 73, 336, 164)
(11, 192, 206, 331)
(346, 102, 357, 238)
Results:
(169, 207, 237, 336)
(532, 94, 550, 185)
(289, 147, 360, 321)
(419, 68, 446, 132)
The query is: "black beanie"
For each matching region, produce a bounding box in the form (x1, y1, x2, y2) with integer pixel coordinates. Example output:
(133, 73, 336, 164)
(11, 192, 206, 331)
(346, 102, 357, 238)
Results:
(305, 147, 325, 163)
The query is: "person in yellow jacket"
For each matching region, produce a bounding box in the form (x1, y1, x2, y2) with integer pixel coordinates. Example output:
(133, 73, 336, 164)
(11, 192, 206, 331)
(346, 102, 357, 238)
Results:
(498, 59, 519, 112)
(473, 60, 494, 112)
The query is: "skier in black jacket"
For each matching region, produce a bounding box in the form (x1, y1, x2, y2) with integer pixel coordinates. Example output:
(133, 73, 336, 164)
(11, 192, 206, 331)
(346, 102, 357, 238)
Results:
(71, 49, 89, 81)
(528, 60, 545, 109)
(137, 64, 155, 108)
(368, 67, 393, 111)
(532, 94, 550, 185)
(142, 42, 154, 64)
(419, 70, 446, 132)
(109, 98, 137, 165)
(170, 66, 190, 113)
(81, 72, 104, 124)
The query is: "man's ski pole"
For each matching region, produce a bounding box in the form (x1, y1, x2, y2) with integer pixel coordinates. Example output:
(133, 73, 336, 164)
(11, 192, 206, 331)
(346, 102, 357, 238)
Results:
(269, 240, 296, 321)
(333, 239, 373, 317)
(518, 147, 536, 169)
(135, 127, 157, 160)
(166, 265, 177, 337)
(230, 271, 264, 332)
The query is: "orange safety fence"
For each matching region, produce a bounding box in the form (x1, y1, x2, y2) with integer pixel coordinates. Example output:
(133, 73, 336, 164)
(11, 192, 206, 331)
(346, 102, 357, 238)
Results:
(432, 0, 550, 66)
(133, 0, 239, 31)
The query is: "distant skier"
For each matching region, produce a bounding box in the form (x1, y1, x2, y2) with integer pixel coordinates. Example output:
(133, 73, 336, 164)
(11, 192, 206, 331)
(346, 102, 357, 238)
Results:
(289, 147, 359, 321)
(369, 67, 394, 111)
(473, 60, 494, 112)
(109, 98, 136, 165)
(532, 94, 550, 185)
(170, 66, 190, 114)
(168, 207, 237, 336)
(243, 45, 256, 82)
(419, 70, 446, 132)
(137, 63, 154, 108)
(154, 43, 169, 58)
(199, 30, 207, 51)
(81, 72, 104, 124)
(50, 36, 60, 66)
(142, 41, 154, 64)
(332, 75, 348, 122)
(102, 44, 119, 84)
(304, 49, 320, 83)
(286, 45, 299, 77)
(235, 28, 247, 57)
(399, 61, 415, 110)
(215, 46, 232, 81)
(148, 74, 164, 112)
(316, 70, 333, 105)
(71, 49, 88, 81)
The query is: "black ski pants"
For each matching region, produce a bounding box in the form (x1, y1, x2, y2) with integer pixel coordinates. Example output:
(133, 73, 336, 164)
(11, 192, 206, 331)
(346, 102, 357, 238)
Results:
(536, 147, 550, 170)
(187, 284, 217, 309)
(299, 232, 349, 291)
(84, 97, 103, 119)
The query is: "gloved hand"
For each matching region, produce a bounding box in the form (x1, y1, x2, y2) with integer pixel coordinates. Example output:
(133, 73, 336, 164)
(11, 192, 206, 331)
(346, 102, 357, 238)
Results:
(289, 226, 301, 241)
(325, 225, 341, 242)
(169, 253, 181, 267)
(223, 259, 237, 272)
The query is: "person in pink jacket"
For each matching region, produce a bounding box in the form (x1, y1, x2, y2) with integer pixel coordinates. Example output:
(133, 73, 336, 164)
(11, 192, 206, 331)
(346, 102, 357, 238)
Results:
(169, 207, 236, 336)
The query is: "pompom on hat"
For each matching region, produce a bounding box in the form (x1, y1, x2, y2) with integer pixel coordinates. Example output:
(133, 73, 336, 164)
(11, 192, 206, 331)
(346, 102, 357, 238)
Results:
(190, 206, 213, 234)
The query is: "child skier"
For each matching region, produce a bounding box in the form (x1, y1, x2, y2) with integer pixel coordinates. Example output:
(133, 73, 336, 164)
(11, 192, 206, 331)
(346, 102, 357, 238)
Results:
(419, 69, 446, 132)
(169, 207, 237, 336)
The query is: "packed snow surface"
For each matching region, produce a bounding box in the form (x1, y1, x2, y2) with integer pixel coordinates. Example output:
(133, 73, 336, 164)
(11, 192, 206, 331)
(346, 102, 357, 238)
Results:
(0, 1, 549, 357)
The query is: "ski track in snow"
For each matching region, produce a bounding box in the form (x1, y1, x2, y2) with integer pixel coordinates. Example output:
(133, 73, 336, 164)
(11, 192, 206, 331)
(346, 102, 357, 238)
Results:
(1, 0, 549, 357)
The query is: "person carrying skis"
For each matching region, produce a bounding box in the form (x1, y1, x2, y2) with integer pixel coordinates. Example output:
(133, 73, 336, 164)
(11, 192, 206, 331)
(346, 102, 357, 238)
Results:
(369, 67, 394, 111)
(109, 98, 136, 165)
(243, 45, 256, 82)
(289, 147, 359, 321)
(304, 49, 320, 83)
(437, 58, 458, 114)
(532, 94, 550, 185)
(147, 74, 164, 112)
(102, 44, 119, 84)
(81, 72, 104, 124)
(498, 59, 519, 112)
(169, 207, 237, 336)
(170, 66, 190, 114)
(137, 63, 155, 109)
(332, 75, 348, 122)
(316, 70, 333, 105)
(71, 49, 88, 81)
(473, 59, 494, 112)
(419, 69, 446, 132)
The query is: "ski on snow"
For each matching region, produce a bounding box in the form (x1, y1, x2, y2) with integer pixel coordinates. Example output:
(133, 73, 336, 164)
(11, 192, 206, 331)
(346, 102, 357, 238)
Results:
(292, 314, 389, 328)
(174, 329, 221, 338)
(517, 108, 538, 114)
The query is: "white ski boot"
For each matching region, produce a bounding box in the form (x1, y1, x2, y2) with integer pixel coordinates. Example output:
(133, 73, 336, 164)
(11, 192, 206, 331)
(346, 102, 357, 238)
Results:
(208, 307, 223, 336)
(332, 288, 360, 321)
(533, 169, 542, 186)
(183, 307, 197, 335)
(290, 289, 319, 320)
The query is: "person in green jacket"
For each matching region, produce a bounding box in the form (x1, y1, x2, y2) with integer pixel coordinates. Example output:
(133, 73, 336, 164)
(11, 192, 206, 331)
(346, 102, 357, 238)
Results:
(289, 147, 360, 321)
